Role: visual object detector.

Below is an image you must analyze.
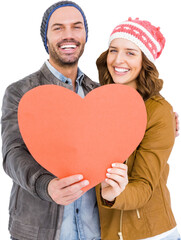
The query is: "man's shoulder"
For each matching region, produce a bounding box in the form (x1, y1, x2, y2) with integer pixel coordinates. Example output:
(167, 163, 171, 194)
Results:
(4, 63, 54, 99)
(6, 69, 41, 94)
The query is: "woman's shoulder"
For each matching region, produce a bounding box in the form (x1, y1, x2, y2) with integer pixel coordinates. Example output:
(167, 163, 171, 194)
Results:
(144, 95, 175, 147)
(145, 95, 173, 114)
(145, 95, 174, 124)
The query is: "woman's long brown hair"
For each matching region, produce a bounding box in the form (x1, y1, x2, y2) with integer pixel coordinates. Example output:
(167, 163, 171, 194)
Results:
(96, 50, 163, 101)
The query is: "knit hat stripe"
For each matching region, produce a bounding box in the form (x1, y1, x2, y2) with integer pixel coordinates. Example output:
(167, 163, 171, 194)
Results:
(120, 21, 161, 51)
(109, 32, 155, 62)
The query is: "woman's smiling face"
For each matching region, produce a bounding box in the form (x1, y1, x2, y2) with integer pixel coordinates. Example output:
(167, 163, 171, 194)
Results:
(107, 38, 142, 89)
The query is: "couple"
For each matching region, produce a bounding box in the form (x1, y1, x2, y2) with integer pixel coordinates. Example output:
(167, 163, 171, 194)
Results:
(1, 1, 180, 240)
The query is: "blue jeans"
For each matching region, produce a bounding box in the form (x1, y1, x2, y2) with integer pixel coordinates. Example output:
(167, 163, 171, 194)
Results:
(161, 228, 181, 240)
(11, 228, 180, 240)
(141, 228, 181, 240)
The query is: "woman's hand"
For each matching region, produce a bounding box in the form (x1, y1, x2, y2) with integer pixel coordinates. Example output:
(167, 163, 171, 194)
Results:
(101, 163, 128, 202)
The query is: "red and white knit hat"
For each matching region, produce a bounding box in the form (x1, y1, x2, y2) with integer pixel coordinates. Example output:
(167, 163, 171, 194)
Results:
(109, 18, 166, 62)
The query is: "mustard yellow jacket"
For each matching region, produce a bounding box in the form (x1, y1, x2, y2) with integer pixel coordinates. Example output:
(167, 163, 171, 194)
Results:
(96, 95, 176, 240)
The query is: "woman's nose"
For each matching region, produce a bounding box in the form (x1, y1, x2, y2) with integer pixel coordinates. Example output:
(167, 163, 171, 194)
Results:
(114, 53, 125, 64)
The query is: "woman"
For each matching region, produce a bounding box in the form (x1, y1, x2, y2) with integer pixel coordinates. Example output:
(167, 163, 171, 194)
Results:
(96, 18, 181, 240)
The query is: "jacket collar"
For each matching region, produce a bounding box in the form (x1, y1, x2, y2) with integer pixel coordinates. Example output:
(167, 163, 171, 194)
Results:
(45, 60, 84, 86)
(40, 62, 100, 95)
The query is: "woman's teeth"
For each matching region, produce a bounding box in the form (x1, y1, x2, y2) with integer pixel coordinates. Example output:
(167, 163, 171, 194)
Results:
(115, 68, 129, 73)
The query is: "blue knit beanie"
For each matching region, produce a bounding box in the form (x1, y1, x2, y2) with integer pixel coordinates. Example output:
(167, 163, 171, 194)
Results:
(40, 1, 88, 53)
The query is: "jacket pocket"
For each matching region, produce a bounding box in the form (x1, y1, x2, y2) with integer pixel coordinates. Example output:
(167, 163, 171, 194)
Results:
(14, 185, 20, 211)
(9, 183, 20, 214)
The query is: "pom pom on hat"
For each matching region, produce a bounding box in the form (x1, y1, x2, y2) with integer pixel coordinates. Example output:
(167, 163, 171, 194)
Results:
(109, 18, 166, 62)
(40, 1, 88, 53)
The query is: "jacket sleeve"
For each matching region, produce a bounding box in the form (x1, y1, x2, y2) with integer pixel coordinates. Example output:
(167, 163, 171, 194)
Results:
(98, 97, 176, 210)
(1, 82, 55, 202)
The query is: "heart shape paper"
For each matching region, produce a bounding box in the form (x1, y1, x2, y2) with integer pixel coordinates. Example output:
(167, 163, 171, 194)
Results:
(18, 84, 147, 192)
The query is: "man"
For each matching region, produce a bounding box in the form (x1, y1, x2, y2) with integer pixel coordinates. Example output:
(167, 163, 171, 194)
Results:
(1, 1, 101, 239)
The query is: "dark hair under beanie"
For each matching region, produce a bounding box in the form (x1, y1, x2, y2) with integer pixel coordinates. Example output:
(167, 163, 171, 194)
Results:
(40, 1, 88, 53)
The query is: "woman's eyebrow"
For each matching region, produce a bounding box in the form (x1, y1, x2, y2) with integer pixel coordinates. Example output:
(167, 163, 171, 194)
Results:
(109, 46, 139, 52)
(126, 48, 139, 52)
(109, 46, 117, 49)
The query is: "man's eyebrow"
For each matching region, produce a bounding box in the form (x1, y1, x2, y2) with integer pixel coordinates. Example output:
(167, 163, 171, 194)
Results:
(51, 23, 63, 28)
(73, 21, 84, 25)
(51, 22, 84, 28)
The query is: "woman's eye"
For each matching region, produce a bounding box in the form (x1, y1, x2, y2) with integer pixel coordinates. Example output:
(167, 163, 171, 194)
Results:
(127, 52, 134, 56)
(109, 49, 117, 53)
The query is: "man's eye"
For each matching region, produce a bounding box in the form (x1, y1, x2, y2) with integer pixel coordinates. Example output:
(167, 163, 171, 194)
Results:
(53, 27, 62, 31)
(74, 26, 82, 29)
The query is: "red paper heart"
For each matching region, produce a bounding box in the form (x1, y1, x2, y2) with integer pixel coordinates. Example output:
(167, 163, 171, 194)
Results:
(18, 84, 147, 192)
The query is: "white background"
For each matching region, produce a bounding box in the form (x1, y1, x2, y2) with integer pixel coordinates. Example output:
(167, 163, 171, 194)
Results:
(0, 0, 181, 238)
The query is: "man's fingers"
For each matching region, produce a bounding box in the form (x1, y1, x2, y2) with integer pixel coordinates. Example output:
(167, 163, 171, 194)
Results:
(59, 190, 85, 205)
(57, 174, 84, 188)
(61, 180, 89, 197)
(48, 175, 89, 205)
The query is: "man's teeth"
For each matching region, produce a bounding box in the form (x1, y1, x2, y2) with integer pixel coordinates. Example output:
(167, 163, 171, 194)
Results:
(115, 68, 129, 73)
(60, 45, 76, 49)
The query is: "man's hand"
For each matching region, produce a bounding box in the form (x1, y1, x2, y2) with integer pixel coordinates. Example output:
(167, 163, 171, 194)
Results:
(101, 163, 128, 202)
(48, 174, 89, 205)
(174, 112, 179, 137)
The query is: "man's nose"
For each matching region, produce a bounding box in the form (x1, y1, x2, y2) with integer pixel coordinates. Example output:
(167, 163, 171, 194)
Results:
(62, 27, 74, 39)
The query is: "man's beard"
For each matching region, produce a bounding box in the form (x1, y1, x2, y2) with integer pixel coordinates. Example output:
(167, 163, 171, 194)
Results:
(48, 39, 85, 67)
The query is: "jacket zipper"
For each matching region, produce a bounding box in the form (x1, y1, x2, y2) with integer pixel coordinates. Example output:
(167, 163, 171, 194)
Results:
(118, 159, 129, 240)
(118, 158, 141, 239)
(118, 210, 124, 240)
(118, 210, 141, 240)
(136, 209, 141, 219)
